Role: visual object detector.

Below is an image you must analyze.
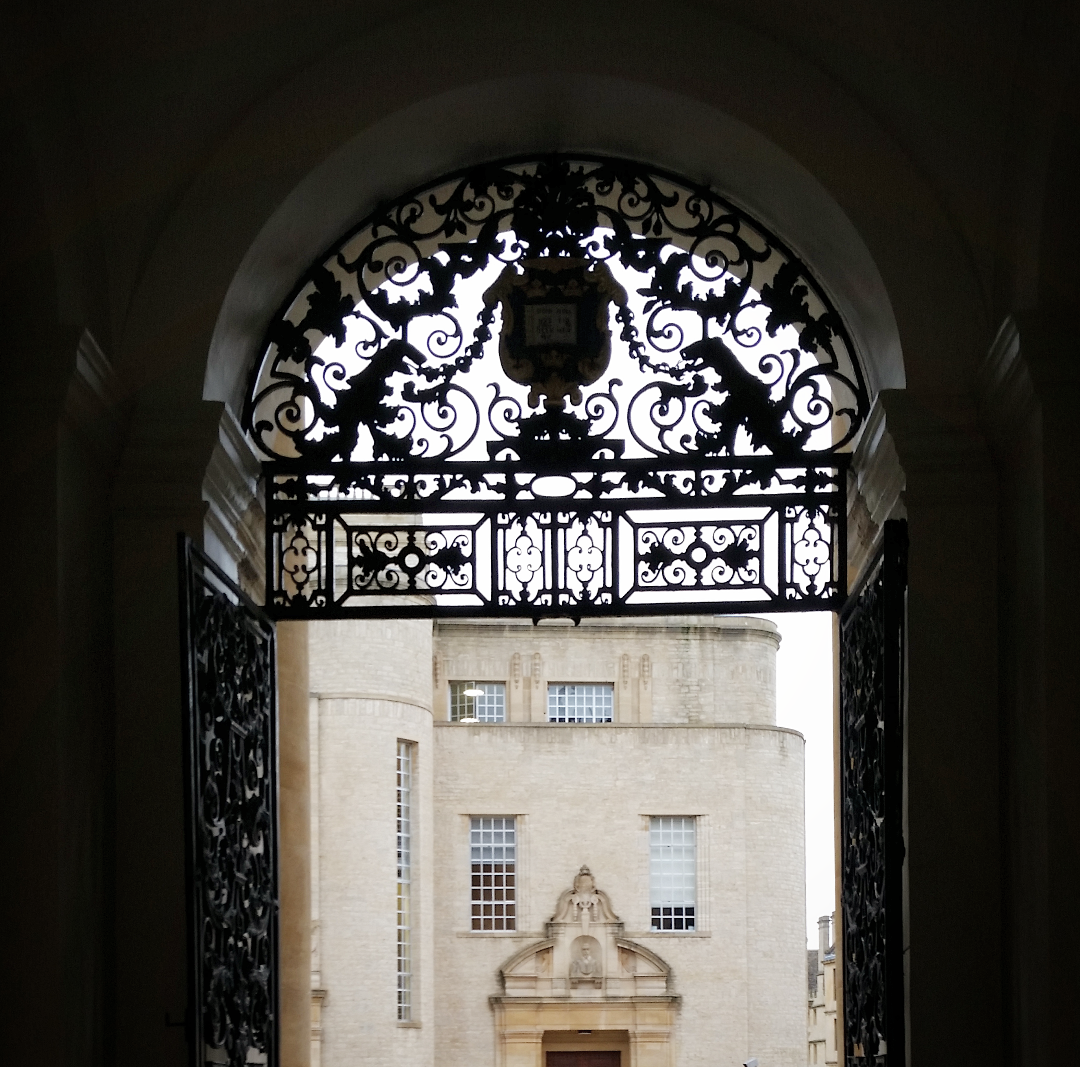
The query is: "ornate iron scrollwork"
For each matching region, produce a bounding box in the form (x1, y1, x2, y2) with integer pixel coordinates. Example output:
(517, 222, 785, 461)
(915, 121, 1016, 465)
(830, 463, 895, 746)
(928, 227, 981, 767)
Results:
(179, 537, 279, 1067)
(839, 521, 907, 1065)
(246, 155, 867, 618)
(263, 460, 845, 616)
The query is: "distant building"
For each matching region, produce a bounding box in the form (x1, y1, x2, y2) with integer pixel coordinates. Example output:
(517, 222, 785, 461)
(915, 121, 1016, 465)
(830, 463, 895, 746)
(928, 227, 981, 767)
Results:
(309, 615, 808, 1066)
(807, 914, 838, 1066)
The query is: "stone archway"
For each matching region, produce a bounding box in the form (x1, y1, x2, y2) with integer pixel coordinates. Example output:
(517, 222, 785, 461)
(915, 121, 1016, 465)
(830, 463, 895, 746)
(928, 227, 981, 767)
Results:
(206, 150, 907, 1067)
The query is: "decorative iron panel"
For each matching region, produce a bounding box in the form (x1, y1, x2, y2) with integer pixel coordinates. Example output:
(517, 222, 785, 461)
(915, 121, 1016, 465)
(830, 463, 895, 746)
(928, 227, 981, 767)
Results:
(265, 458, 845, 617)
(839, 520, 907, 1065)
(179, 537, 279, 1067)
(246, 155, 865, 620)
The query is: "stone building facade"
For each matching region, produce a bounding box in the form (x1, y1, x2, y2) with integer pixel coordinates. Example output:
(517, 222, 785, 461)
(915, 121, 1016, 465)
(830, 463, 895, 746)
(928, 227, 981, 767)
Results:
(807, 914, 838, 1067)
(308, 616, 806, 1067)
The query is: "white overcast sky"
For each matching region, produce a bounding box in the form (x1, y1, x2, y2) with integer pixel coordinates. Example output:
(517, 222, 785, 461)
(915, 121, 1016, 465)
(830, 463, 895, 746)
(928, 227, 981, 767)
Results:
(752, 610, 836, 945)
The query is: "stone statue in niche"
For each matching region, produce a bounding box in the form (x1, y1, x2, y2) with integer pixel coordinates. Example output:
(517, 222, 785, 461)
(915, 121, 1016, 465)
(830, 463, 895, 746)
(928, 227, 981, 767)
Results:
(569, 935, 602, 983)
(552, 865, 619, 935)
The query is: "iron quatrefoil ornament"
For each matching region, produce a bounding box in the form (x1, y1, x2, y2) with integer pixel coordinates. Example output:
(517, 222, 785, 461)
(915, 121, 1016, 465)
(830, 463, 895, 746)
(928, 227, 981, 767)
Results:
(244, 155, 869, 619)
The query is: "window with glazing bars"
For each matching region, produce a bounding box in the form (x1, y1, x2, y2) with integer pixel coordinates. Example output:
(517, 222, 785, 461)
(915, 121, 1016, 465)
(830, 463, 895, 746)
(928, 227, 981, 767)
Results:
(470, 817, 515, 930)
(396, 741, 414, 1020)
(547, 683, 613, 722)
(650, 816, 696, 931)
(449, 681, 505, 722)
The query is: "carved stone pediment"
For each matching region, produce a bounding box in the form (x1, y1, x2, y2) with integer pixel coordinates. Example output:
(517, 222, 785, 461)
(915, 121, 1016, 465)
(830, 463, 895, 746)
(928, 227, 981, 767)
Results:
(498, 866, 671, 999)
(551, 865, 620, 928)
(500, 938, 556, 996)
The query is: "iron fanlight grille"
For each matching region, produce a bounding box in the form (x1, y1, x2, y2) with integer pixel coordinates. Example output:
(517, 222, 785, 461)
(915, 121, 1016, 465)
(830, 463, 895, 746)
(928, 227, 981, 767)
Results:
(245, 156, 867, 619)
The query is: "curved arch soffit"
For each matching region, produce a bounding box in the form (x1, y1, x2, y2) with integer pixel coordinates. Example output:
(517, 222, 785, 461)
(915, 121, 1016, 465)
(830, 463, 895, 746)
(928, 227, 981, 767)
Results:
(248, 153, 869, 620)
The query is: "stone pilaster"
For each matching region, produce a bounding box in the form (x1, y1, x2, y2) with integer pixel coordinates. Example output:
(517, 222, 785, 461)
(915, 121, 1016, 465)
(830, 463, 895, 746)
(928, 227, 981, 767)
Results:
(278, 621, 311, 1067)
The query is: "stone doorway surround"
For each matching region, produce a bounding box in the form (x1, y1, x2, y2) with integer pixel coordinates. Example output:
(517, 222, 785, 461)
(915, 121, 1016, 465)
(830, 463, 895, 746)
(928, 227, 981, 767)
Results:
(491, 868, 679, 1067)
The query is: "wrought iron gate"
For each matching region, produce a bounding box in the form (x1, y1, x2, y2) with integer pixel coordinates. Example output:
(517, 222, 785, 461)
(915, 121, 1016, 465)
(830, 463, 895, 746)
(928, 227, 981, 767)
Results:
(179, 536, 279, 1067)
(185, 154, 905, 1064)
(839, 520, 908, 1065)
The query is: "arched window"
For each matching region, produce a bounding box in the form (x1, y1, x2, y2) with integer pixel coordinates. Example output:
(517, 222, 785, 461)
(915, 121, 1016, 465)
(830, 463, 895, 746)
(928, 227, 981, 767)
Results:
(243, 156, 869, 619)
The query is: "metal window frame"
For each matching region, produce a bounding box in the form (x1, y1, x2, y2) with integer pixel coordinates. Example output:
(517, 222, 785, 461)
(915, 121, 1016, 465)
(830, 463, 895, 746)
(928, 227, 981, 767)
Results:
(547, 682, 615, 722)
(469, 816, 517, 931)
(396, 739, 415, 1021)
(649, 815, 697, 931)
(449, 680, 506, 722)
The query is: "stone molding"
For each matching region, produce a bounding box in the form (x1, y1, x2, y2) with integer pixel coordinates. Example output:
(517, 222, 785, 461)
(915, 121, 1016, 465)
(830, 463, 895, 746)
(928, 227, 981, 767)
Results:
(202, 404, 264, 596)
(875, 389, 994, 508)
(434, 616, 781, 637)
(978, 317, 1028, 425)
(847, 394, 907, 586)
(313, 692, 434, 711)
(977, 313, 1080, 450)
(433, 720, 805, 737)
(68, 329, 121, 419)
(63, 329, 124, 462)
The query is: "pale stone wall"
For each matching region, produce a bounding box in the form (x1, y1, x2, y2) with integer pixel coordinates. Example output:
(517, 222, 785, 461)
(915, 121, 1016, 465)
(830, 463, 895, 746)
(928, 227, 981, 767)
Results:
(433, 616, 779, 725)
(311, 618, 433, 707)
(431, 721, 806, 1067)
(312, 616, 804, 1067)
(309, 620, 435, 1067)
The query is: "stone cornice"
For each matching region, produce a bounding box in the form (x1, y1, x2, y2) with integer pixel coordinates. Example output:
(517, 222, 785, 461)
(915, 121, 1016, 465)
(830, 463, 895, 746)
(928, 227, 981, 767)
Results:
(313, 692, 433, 712)
(63, 329, 123, 459)
(433, 720, 805, 737)
(851, 396, 907, 532)
(978, 312, 1080, 448)
(874, 389, 994, 508)
(433, 617, 780, 642)
(113, 398, 224, 518)
(489, 994, 681, 1006)
(846, 394, 907, 585)
(978, 316, 1034, 448)
(202, 404, 264, 592)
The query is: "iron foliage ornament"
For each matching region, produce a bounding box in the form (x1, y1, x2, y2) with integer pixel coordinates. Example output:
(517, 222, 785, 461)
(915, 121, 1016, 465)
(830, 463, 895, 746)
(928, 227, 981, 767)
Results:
(839, 521, 907, 1066)
(245, 156, 868, 618)
(179, 537, 279, 1067)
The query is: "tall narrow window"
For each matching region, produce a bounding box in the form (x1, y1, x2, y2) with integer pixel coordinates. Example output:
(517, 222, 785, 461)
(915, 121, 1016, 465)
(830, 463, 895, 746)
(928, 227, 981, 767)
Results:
(449, 681, 505, 722)
(470, 817, 516, 930)
(650, 816, 696, 931)
(396, 741, 414, 1020)
(547, 683, 613, 722)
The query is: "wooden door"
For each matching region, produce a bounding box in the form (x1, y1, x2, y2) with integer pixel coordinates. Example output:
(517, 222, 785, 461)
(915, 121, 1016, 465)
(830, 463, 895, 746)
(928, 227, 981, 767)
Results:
(545, 1053, 621, 1067)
